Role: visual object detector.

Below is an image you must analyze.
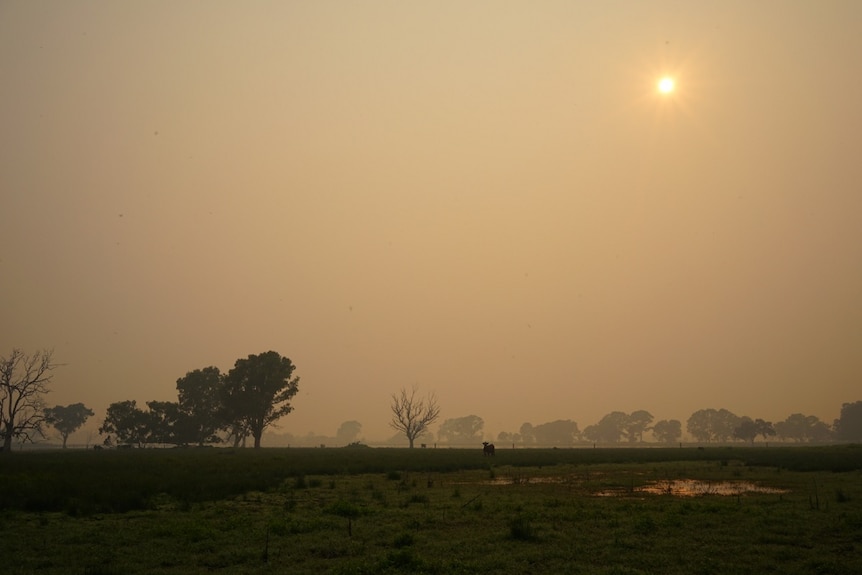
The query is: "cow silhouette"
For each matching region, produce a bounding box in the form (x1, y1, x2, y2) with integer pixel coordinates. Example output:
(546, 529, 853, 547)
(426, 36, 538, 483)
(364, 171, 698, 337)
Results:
(482, 441, 495, 456)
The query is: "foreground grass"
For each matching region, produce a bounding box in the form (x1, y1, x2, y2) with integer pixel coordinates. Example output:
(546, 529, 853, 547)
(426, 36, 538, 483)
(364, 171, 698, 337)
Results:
(2, 447, 861, 574)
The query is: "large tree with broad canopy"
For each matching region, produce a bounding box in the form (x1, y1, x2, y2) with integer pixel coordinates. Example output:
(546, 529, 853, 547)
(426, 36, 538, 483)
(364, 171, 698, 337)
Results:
(438, 415, 484, 445)
(221, 351, 299, 449)
(176, 366, 226, 446)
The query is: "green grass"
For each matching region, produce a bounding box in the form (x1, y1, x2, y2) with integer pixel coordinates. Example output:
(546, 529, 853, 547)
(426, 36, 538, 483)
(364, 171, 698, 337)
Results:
(1, 446, 861, 574)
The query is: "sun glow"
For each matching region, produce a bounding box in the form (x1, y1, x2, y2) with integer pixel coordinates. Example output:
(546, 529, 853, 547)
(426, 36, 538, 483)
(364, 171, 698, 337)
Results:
(658, 77, 675, 94)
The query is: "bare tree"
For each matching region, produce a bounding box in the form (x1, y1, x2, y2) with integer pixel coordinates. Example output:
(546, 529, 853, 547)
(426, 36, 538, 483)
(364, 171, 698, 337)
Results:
(0, 349, 59, 451)
(389, 386, 440, 448)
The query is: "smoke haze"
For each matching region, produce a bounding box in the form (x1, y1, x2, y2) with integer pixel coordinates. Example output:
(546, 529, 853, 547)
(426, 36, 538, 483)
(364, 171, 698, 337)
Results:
(2, 2, 861, 442)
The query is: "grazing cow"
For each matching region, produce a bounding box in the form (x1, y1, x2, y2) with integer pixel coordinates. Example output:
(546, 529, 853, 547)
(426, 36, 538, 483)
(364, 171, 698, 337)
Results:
(482, 441, 495, 456)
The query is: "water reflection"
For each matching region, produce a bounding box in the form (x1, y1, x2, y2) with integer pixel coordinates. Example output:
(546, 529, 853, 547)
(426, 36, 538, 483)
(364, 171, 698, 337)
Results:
(599, 479, 789, 497)
(476, 475, 789, 497)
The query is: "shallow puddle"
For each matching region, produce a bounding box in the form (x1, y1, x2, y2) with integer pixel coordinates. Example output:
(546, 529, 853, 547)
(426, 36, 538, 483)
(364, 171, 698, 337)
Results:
(474, 475, 789, 497)
(482, 476, 565, 486)
(598, 479, 789, 497)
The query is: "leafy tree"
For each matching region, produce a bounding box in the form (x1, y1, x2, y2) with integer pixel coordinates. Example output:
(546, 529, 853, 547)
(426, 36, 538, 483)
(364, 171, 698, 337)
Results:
(652, 419, 682, 444)
(624, 410, 654, 443)
(774, 413, 832, 443)
(834, 401, 862, 442)
(532, 419, 579, 446)
(221, 351, 300, 449)
(176, 367, 225, 446)
(99, 400, 150, 447)
(336, 420, 362, 445)
(44, 403, 94, 448)
(1, 348, 60, 451)
(733, 417, 757, 444)
(583, 411, 628, 443)
(714, 409, 742, 441)
(145, 400, 186, 445)
(686, 408, 740, 443)
(389, 386, 440, 448)
(733, 417, 775, 444)
(438, 415, 484, 445)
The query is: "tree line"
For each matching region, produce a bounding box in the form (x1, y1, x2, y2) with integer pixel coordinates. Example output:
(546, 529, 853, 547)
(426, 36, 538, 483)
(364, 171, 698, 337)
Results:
(382, 388, 862, 448)
(425, 406, 860, 447)
(1, 348, 299, 451)
(98, 351, 299, 448)
(3, 348, 862, 450)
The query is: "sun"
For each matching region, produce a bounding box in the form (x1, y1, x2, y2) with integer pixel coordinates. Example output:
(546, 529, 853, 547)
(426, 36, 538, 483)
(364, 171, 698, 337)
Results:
(658, 76, 675, 94)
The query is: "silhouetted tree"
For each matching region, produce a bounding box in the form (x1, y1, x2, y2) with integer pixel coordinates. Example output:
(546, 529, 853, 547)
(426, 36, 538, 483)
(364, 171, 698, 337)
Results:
(532, 419, 579, 446)
(99, 400, 149, 447)
(583, 411, 628, 443)
(438, 415, 484, 445)
(835, 401, 862, 442)
(625, 410, 654, 443)
(221, 351, 300, 449)
(146, 400, 188, 445)
(1, 348, 59, 451)
(774, 413, 832, 443)
(686, 408, 740, 443)
(733, 417, 775, 445)
(44, 403, 94, 448)
(389, 386, 440, 448)
(336, 420, 362, 445)
(176, 367, 226, 446)
(652, 419, 682, 444)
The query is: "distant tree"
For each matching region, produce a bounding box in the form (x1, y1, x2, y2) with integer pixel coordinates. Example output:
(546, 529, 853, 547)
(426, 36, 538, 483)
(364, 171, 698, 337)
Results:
(99, 400, 150, 447)
(774, 413, 832, 443)
(652, 419, 682, 444)
(389, 386, 440, 448)
(733, 417, 775, 445)
(44, 403, 94, 448)
(686, 408, 740, 443)
(518, 423, 535, 446)
(497, 431, 515, 444)
(834, 401, 862, 442)
(715, 409, 742, 441)
(1, 349, 60, 451)
(733, 417, 756, 443)
(221, 351, 300, 449)
(532, 419, 579, 446)
(336, 420, 362, 445)
(624, 410, 654, 443)
(583, 411, 628, 443)
(438, 415, 484, 445)
(807, 419, 833, 442)
(756, 418, 777, 442)
(176, 367, 226, 446)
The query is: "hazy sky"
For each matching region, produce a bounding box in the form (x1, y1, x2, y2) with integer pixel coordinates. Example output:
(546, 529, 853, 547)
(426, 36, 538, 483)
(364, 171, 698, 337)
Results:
(3, 1, 861, 443)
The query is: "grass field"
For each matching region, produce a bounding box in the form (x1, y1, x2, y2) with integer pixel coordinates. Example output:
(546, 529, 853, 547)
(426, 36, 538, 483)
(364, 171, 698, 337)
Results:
(2, 445, 861, 574)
